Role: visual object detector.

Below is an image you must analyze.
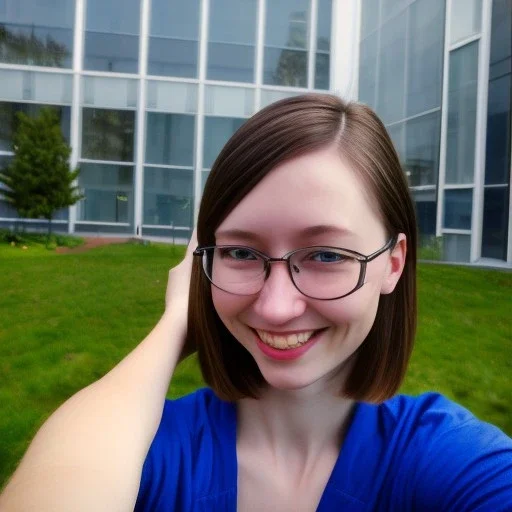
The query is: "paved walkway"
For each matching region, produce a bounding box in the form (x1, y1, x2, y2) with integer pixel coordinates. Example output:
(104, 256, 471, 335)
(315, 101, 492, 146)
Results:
(56, 237, 130, 254)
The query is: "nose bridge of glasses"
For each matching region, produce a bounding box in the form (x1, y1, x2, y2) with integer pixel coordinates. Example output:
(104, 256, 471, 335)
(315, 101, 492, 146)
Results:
(263, 256, 296, 282)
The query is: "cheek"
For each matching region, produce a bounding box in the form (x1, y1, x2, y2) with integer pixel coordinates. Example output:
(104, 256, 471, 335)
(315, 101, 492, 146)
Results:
(320, 284, 381, 327)
(211, 287, 252, 326)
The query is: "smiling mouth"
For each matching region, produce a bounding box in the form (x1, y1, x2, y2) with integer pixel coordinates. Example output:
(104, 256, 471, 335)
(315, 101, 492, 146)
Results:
(254, 328, 326, 350)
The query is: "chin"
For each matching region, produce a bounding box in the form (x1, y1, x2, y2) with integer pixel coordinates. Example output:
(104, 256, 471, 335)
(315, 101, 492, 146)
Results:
(257, 365, 340, 394)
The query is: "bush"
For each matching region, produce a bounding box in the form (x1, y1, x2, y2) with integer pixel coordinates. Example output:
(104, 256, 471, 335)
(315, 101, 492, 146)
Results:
(0, 229, 84, 249)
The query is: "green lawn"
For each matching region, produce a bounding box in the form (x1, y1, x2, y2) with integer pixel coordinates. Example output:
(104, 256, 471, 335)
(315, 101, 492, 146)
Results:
(0, 242, 511, 489)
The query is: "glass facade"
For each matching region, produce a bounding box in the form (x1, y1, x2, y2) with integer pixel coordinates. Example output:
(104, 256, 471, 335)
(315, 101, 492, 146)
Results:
(148, 0, 200, 78)
(207, 0, 257, 83)
(1, 0, 510, 265)
(359, 0, 445, 247)
(315, 0, 332, 90)
(0, 0, 75, 68)
(445, 42, 479, 185)
(264, 0, 310, 87)
(3, 1, 334, 239)
(84, 0, 141, 73)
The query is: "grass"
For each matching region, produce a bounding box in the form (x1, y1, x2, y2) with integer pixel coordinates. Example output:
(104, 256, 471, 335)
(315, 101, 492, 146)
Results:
(0, 242, 511, 489)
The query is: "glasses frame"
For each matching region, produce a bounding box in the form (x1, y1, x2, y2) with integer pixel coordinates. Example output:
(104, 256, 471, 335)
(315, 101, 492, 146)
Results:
(193, 236, 398, 300)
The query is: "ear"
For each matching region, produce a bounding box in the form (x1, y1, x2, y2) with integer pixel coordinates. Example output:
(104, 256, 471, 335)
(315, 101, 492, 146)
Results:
(380, 233, 407, 295)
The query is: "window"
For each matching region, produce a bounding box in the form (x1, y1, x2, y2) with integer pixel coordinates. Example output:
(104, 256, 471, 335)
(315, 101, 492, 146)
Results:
(0, 102, 70, 151)
(445, 42, 479, 184)
(208, 0, 257, 83)
(376, 10, 406, 124)
(81, 108, 135, 162)
(84, 0, 140, 73)
(443, 189, 472, 230)
(482, 0, 511, 260)
(406, 0, 444, 117)
(315, 0, 332, 89)
(450, 0, 482, 44)
(148, 0, 200, 78)
(203, 116, 245, 168)
(413, 189, 437, 237)
(0, 0, 75, 68)
(264, 0, 310, 87)
(145, 113, 195, 167)
(143, 168, 193, 228)
(405, 112, 441, 187)
(77, 163, 134, 224)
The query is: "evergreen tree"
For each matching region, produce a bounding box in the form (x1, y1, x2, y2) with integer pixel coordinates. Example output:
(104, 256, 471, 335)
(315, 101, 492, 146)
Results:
(0, 107, 83, 236)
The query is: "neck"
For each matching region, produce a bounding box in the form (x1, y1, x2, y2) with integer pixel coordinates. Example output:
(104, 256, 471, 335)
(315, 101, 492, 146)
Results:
(237, 379, 355, 458)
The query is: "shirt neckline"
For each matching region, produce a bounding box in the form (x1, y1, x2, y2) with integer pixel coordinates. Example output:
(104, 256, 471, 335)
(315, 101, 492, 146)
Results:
(221, 397, 371, 509)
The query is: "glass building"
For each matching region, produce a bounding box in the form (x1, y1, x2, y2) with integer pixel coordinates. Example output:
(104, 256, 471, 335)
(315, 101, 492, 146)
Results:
(0, 0, 510, 266)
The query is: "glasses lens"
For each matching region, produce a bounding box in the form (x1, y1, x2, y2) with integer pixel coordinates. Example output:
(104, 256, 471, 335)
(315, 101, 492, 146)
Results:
(289, 247, 361, 299)
(203, 246, 266, 295)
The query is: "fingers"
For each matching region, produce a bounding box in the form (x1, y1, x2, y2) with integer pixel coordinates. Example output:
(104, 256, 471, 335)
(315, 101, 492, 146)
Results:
(184, 228, 198, 260)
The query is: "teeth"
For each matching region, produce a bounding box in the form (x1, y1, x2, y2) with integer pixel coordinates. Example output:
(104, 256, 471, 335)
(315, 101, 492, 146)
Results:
(256, 329, 316, 349)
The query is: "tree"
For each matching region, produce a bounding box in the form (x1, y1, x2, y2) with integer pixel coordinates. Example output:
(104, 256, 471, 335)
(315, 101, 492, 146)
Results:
(0, 107, 83, 236)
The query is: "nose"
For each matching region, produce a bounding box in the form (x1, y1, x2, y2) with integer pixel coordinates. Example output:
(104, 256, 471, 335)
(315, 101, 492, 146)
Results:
(252, 261, 307, 324)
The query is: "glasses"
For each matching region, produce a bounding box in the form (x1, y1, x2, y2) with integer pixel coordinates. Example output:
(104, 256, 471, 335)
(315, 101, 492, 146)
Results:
(193, 236, 397, 300)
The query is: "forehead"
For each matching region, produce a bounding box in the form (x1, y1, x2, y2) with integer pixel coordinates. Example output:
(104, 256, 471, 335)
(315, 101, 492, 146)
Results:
(216, 146, 385, 247)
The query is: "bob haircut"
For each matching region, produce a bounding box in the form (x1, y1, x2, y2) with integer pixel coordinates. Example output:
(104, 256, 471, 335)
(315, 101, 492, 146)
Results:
(188, 93, 417, 403)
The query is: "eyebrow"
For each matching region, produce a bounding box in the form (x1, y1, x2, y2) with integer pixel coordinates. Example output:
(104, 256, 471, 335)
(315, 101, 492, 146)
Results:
(215, 225, 354, 241)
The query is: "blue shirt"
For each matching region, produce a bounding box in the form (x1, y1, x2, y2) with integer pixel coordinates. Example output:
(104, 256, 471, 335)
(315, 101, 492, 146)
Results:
(135, 388, 512, 511)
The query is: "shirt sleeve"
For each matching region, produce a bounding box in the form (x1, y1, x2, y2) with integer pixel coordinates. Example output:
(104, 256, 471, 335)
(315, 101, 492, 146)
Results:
(413, 417, 512, 511)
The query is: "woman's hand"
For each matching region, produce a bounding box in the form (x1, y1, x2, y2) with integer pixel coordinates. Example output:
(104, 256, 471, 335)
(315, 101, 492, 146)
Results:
(166, 229, 197, 310)
(164, 230, 198, 361)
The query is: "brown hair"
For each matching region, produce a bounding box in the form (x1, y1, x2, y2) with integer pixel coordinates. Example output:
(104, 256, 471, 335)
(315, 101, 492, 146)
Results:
(188, 93, 417, 403)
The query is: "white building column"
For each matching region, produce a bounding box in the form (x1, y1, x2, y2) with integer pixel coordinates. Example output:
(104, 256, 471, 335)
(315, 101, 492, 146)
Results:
(134, 0, 150, 237)
(331, 0, 360, 101)
(193, 0, 210, 226)
(68, 0, 86, 234)
(470, 0, 492, 262)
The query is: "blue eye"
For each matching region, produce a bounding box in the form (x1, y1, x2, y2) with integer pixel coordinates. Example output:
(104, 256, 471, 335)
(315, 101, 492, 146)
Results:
(311, 251, 346, 263)
(224, 248, 257, 260)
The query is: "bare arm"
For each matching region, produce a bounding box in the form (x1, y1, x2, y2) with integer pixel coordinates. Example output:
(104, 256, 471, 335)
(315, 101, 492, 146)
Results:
(0, 236, 196, 511)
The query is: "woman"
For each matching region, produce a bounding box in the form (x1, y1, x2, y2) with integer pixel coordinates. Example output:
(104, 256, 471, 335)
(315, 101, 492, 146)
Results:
(1, 94, 511, 511)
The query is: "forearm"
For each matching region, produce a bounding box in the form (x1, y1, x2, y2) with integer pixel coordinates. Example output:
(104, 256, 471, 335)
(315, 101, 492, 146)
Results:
(0, 309, 184, 511)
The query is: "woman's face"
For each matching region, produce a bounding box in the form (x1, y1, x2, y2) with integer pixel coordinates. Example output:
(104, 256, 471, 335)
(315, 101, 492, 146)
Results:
(212, 145, 405, 392)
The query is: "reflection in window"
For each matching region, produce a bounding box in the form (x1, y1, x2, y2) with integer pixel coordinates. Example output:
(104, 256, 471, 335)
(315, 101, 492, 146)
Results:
(482, 187, 509, 260)
(203, 116, 245, 168)
(145, 113, 195, 167)
(482, 0, 511, 260)
(485, 75, 511, 185)
(0, 0, 75, 68)
(406, 0, 444, 117)
(81, 108, 135, 162)
(315, 0, 331, 89)
(148, 0, 200, 78)
(358, 31, 378, 108)
(413, 189, 437, 237)
(264, 0, 310, 87)
(208, 0, 257, 83)
(143, 168, 193, 228)
(405, 112, 441, 187)
(446, 42, 479, 184)
(376, 11, 406, 124)
(443, 189, 472, 230)
(84, 0, 140, 73)
(0, 102, 70, 152)
(77, 163, 134, 224)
